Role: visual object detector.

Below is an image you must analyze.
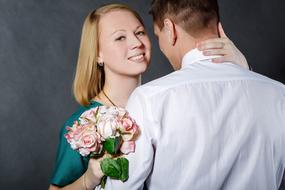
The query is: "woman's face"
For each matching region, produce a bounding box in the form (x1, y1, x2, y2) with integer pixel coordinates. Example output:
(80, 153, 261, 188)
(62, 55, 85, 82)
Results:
(98, 10, 151, 77)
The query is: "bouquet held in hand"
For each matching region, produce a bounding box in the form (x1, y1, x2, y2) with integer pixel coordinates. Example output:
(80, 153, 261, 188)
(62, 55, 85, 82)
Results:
(64, 106, 139, 187)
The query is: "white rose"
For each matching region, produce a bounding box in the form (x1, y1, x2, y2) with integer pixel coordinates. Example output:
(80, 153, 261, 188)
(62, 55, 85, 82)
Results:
(97, 118, 117, 140)
(98, 106, 108, 115)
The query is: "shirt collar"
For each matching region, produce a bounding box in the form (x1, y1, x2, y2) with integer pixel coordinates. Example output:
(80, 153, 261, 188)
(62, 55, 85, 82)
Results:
(181, 48, 221, 69)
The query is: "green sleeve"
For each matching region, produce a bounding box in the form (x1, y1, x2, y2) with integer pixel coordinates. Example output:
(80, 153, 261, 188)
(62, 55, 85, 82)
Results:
(50, 124, 89, 186)
(50, 102, 101, 187)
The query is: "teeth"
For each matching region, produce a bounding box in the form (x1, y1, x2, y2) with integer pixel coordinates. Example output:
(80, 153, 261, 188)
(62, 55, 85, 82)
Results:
(129, 54, 144, 61)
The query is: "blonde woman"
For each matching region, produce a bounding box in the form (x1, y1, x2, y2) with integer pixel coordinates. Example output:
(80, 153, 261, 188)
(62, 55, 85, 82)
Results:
(49, 3, 249, 190)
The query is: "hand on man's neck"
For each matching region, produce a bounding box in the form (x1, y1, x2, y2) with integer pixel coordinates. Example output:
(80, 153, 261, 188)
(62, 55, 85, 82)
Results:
(168, 24, 219, 70)
(181, 33, 219, 58)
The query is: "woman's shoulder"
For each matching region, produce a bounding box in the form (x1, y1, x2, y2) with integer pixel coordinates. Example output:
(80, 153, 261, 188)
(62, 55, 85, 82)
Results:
(60, 101, 102, 135)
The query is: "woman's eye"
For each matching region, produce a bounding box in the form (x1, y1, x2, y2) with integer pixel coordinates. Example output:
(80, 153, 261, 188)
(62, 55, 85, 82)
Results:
(136, 31, 145, 36)
(115, 36, 126, 41)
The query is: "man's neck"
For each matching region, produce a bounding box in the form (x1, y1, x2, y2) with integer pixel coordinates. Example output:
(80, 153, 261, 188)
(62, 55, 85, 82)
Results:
(180, 34, 220, 60)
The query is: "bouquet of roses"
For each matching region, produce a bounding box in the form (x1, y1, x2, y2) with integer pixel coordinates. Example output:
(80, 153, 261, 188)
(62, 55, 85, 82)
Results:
(64, 106, 139, 188)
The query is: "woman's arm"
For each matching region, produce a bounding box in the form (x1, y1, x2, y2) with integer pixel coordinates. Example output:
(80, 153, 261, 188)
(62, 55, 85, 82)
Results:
(197, 23, 250, 70)
(49, 158, 103, 190)
(49, 174, 86, 190)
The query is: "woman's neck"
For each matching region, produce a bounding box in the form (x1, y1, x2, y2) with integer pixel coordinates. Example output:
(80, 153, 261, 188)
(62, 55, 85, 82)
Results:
(99, 74, 141, 108)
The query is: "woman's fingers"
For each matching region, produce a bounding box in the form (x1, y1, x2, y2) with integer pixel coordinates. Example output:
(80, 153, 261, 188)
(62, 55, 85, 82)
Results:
(196, 23, 249, 69)
(197, 41, 225, 50)
(212, 55, 249, 69)
(203, 48, 228, 56)
(218, 22, 228, 38)
(211, 56, 231, 63)
(197, 38, 231, 51)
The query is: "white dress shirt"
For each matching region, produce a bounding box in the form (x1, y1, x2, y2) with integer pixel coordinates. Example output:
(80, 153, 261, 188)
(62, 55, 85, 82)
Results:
(105, 48, 285, 190)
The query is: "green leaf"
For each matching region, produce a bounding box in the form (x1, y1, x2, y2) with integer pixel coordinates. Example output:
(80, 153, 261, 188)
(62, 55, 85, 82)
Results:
(117, 157, 129, 182)
(103, 136, 122, 155)
(100, 158, 121, 179)
(100, 175, 107, 189)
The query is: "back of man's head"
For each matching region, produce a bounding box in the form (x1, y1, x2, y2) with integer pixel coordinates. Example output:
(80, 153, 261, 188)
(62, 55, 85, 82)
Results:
(150, 0, 220, 38)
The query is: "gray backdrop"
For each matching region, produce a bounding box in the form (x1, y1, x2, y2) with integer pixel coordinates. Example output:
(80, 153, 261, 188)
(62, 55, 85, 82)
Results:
(0, 0, 284, 189)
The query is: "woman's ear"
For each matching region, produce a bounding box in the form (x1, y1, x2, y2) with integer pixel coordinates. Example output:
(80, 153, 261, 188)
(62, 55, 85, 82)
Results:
(97, 51, 104, 64)
(163, 18, 177, 46)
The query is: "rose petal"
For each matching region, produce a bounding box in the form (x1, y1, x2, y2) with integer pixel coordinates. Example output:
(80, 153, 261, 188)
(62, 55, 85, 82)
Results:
(120, 141, 135, 154)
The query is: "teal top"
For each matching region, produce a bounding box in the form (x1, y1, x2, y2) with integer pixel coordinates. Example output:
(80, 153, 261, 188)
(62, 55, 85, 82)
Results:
(50, 101, 102, 187)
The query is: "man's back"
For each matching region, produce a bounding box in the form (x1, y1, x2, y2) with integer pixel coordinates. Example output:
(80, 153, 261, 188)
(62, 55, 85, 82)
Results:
(106, 49, 285, 190)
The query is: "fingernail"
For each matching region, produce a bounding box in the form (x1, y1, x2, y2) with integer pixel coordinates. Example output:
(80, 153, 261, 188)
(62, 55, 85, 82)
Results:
(212, 59, 220, 63)
(203, 51, 210, 55)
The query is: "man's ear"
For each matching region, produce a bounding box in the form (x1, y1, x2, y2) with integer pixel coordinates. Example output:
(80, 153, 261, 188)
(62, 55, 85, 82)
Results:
(163, 18, 177, 46)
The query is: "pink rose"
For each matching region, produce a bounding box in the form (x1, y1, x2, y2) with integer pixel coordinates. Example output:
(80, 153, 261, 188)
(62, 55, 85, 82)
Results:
(116, 107, 128, 118)
(65, 121, 82, 145)
(78, 147, 92, 157)
(119, 116, 139, 141)
(79, 108, 99, 125)
(120, 141, 135, 154)
(65, 124, 102, 156)
(77, 131, 102, 156)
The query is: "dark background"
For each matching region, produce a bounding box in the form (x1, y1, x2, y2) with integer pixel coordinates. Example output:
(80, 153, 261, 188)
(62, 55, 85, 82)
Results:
(0, 0, 284, 189)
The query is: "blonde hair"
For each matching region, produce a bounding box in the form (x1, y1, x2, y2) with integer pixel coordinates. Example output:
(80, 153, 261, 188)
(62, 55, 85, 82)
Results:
(73, 4, 144, 106)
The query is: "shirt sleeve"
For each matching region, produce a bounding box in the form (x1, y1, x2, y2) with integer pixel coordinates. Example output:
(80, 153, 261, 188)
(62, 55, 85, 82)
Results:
(105, 89, 155, 190)
(50, 122, 89, 187)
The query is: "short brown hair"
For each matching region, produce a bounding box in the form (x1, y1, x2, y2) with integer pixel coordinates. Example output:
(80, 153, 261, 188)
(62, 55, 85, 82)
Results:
(73, 3, 144, 106)
(150, 0, 220, 37)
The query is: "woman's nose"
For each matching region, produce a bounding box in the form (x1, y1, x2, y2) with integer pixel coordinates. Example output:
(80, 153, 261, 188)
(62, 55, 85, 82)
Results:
(128, 35, 143, 49)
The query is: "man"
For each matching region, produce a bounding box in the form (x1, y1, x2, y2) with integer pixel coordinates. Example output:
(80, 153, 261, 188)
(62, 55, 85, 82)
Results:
(105, 0, 285, 189)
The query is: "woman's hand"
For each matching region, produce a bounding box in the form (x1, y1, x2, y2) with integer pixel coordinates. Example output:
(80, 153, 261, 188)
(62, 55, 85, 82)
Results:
(48, 158, 104, 190)
(197, 23, 249, 70)
(84, 157, 105, 189)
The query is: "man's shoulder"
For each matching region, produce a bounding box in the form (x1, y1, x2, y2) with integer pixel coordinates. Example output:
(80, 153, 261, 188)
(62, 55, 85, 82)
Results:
(246, 70, 285, 90)
(133, 64, 285, 99)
